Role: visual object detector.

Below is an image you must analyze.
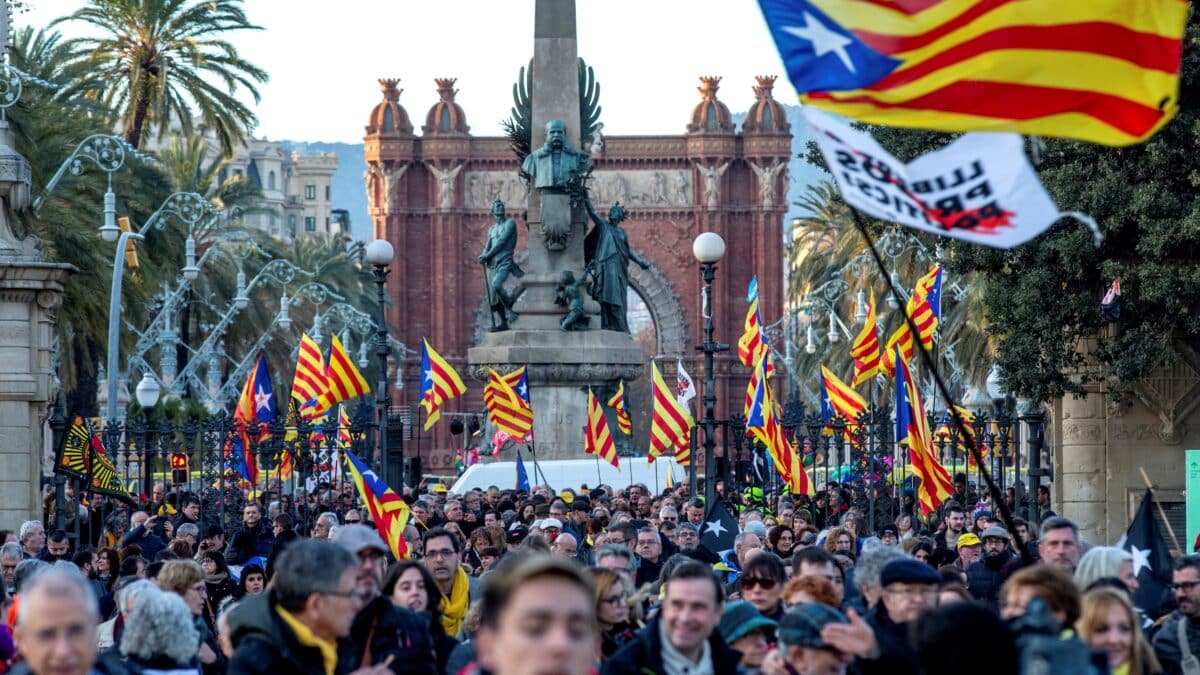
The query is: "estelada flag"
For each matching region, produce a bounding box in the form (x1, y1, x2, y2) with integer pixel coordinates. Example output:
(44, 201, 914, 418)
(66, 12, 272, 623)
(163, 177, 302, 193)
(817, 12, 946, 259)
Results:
(418, 339, 467, 431)
(342, 446, 410, 559)
(760, 0, 1188, 146)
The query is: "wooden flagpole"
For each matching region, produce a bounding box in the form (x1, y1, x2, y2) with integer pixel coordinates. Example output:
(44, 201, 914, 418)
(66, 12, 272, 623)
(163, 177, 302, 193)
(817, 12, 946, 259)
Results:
(1139, 466, 1182, 553)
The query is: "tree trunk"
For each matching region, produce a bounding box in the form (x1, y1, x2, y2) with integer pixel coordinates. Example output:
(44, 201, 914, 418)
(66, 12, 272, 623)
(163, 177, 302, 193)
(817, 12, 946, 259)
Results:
(125, 78, 152, 150)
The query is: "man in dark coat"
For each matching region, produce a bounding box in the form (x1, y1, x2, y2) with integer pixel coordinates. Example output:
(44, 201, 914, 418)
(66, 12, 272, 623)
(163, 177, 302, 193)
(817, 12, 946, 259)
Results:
(601, 560, 741, 675)
(965, 526, 1015, 608)
(225, 502, 274, 566)
(227, 539, 383, 675)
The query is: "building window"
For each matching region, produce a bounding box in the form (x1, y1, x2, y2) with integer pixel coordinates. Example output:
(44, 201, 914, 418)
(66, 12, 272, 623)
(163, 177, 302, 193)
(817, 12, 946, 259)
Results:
(325, 185, 331, 201)
(304, 185, 316, 200)
(288, 214, 296, 228)
(325, 217, 331, 233)
(304, 216, 316, 232)
(269, 213, 278, 234)
(268, 171, 276, 190)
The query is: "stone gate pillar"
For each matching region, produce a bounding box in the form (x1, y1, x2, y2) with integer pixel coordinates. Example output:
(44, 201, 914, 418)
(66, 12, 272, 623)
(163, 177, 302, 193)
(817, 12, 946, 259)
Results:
(1058, 384, 1108, 543)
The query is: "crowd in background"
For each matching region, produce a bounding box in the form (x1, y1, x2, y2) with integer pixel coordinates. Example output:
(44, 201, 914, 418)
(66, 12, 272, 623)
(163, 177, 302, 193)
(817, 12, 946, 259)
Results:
(0, 471, 1195, 675)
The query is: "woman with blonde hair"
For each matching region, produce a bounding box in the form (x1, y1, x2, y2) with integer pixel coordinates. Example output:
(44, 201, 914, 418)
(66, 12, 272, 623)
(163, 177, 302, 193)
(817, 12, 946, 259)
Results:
(1076, 587, 1162, 675)
(592, 567, 638, 657)
(156, 559, 222, 671)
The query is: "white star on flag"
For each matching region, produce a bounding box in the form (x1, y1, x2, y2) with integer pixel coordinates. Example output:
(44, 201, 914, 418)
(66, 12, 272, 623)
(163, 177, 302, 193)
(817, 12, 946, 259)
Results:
(704, 519, 727, 539)
(423, 368, 434, 385)
(1129, 544, 1151, 578)
(254, 385, 272, 412)
(782, 12, 856, 73)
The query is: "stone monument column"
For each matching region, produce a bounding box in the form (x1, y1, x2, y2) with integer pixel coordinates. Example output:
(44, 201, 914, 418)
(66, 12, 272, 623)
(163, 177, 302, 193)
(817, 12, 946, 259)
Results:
(468, 0, 643, 458)
(1058, 384, 1108, 543)
(0, 119, 74, 525)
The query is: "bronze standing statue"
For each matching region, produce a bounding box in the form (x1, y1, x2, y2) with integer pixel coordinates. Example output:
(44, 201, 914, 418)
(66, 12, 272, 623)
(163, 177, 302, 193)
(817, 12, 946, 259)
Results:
(584, 198, 650, 333)
(478, 199, 525, 331)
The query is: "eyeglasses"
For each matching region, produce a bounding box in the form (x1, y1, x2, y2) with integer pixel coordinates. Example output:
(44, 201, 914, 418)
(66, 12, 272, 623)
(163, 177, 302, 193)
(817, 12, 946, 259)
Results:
(1172, 581, 1200, 592)
(884, 585, 937, 598)
(345, 518, 362, 524)
(741, 577, 778, 590)
(426, 548, 458, 560)
(602, 594, 625, 606)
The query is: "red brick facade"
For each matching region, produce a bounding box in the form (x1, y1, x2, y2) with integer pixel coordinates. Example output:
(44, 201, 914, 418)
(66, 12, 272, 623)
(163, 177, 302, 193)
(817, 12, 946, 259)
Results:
(365, 76, 791, 472)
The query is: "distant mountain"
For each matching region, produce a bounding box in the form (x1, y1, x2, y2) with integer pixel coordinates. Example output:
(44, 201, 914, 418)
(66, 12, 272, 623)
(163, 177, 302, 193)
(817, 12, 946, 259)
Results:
(282, 104, 821, 243)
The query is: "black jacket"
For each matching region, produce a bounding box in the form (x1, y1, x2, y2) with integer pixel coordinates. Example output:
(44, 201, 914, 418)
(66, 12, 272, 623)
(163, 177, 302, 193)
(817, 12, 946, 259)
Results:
(227, 589, 360, 675)
(348, 596, 438, 675)
(266, 529, 301, 579)
(965, 551, 1014, 608)
(599, 617, 743, 675)
(1153, 612, 1200, 675)
(850, 603, 920, 675)
(225, 522, 275, 566)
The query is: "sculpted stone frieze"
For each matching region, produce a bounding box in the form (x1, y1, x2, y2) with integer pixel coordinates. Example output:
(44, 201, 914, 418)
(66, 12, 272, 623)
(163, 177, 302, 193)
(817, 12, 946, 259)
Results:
(463, 170, 693, 210)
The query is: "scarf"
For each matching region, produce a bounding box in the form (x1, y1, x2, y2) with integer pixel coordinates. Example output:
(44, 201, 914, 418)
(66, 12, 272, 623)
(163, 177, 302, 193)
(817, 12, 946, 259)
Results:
(659, 620, 713, 675)
(278, 606, 337, 675)
(205, 572, 229, 584)
(440, 566, 471, 637)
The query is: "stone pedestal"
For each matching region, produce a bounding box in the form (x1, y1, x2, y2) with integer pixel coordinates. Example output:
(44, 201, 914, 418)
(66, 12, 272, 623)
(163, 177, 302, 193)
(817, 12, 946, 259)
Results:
(469, 329, 643, 458)
(0, 261, 73, 527)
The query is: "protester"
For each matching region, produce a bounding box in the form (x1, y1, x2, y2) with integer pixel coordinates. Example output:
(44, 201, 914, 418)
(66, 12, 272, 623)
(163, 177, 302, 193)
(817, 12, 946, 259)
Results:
(156, 559, 223, 672)
(601, 560, 741, 674)
(767, 603, 855, 675)
(119, 589, 201, 674)
(200, 551, 238, 622)
(966, 525, 1015, 607)
(912, 602, 1020, 675)
(1075, 546, 1139, 594)
(421, 527, 477, 637)
(592, 567, 637, 658)
(1078, 586, 1161, 675)
(225, 504, 274, 566)
(1037, 516, 1083, 571)
(381, 560, 456, 674)
(1152, 554, 1200, 675)
(238, 564, 265, 598)
(739, 552, 787, 622)
(716, 600, 775, 672)
(12, 567, 133, 675)
(475, 555, 598, 675)
(999, 564, 1081, 628)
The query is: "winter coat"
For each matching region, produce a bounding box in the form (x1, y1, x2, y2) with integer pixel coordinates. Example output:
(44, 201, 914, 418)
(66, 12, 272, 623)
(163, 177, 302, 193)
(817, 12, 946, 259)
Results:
(849, 603, 920, 675)
(226, 589, 360, 675)
(224, 523, 275, 566)
(1153, 612, 1200, 675)
(348, 596, 437, 675)
(965, 551, 1014, 608)
(121, 524, 167, 561)
(599, 617, 743, 675)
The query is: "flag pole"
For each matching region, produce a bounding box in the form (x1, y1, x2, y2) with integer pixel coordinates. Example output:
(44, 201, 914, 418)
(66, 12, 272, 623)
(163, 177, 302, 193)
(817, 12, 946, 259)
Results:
(1139, 466, 1182, 553)
(848, 208, 1033, 566)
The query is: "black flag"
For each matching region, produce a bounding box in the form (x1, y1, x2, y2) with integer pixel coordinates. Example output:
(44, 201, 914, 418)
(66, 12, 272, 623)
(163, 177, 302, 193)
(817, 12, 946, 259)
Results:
(1117, 489, 1174, 618)
(699, 499, 739, 556)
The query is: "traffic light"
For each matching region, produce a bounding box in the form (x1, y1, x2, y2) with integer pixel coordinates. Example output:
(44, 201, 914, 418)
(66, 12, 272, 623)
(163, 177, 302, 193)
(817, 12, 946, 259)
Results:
(170, 452, 189, 485)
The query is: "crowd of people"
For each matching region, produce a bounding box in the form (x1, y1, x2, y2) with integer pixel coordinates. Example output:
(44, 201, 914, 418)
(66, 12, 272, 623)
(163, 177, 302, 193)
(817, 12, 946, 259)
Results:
(0, 473, 1194, 675)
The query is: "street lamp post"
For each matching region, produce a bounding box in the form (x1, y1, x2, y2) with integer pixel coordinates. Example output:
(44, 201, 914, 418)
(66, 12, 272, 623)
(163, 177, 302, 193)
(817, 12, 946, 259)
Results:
(692, 232, 728, 506)
(365, 239, 395, 484)
(105, 229, 146, 421)
(134, 372, 160, 496)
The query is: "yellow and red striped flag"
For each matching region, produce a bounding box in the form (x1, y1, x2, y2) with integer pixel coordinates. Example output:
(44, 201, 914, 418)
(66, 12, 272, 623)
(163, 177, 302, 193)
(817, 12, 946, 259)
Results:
(895, 347, 953, 515)
(291, 334, 328, 420)
(607, 380, 632, 436)
(746, 355, 794, 485)
(788, 434, 814, 497)
(881, 270, 940, 377)
(738, 277, 774, 376)
(317, 336, 369, 413)
(484, 368, 533, 439)
(418, 339, 467, 431)
(585, 389, 620, 470)
(849, 291, 881, 387)
(649, 361, 693, 464)
(768, 0, 1189, 146)
(342, 446, 411, 559)
(820, 365, 867, 427)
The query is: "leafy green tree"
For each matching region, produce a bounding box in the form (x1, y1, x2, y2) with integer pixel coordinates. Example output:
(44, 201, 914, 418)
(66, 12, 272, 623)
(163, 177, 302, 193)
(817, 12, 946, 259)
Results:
(56, 0, 267, 153)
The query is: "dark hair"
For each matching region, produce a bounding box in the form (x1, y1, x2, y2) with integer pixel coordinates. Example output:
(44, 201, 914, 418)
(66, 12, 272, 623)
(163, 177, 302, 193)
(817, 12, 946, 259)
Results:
(182, 495, 200, 509)
(118, 555, 146, 577)
(1038, 516, 1079, 542)
(1175, 554, 1200, 574)
(664, 559, 724, 606)
(71, 551, 93, 569)
(791, 546, 837, 576)
(479, 555, 596, 629)
(271, 540, 356, 612)
(768, 525, 794, 552)
(742, 552, 786, 583)
(238, 563, 266, 596)
(153, 549, 178, 562)
(944, 503, 965, 517)
(48, 529, 69, 544)
(275, 512, 294, 531)
(201, 549, 230, 575)
(97, 548, 121, 592)
(913, 602, 1018, 675)
(382, 560, 442, 620)
(423, 527, 461, 554)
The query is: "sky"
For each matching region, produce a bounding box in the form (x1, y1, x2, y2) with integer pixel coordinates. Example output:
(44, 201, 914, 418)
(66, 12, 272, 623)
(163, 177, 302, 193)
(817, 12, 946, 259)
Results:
(22, 0, 800, 143)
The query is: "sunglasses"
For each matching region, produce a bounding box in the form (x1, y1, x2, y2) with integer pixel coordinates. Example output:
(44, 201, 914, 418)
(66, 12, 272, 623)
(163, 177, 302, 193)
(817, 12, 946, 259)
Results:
(741, 577, 778, 590)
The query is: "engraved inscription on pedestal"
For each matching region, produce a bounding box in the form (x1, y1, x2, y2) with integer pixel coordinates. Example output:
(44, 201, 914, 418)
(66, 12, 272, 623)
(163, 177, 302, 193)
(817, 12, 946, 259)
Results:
(465, 170, 693, 210)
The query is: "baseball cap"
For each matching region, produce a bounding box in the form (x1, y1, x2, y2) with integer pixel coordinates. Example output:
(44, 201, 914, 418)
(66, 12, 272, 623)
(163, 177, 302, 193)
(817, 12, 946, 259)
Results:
(540, 517, 563, 531)
(559, 490, 575, 505)
(333, 523, 388, 555)
(718, 601, 777, 644)
(507, 524, 528, 544)
(957, 533, 982, 548)
(981, 526, 1009, 541)
(431, 484, 448, 495)
(777, 603, 849, 649)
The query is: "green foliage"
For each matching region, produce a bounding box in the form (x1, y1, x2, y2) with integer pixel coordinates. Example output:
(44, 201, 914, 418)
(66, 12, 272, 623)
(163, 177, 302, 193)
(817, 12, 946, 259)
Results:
(802, 15, 1200, 403)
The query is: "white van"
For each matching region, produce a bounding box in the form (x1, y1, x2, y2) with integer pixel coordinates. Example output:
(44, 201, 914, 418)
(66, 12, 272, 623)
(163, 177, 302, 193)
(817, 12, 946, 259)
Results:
(449, 457, 689, 494)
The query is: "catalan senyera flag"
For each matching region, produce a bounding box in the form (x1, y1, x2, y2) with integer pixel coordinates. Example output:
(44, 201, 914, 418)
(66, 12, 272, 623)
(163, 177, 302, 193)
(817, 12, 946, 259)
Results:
(607, 380, 632, 436)
(649, 361, 693, 463)
(820, 365, 867, 427)
(316, 336, 369, 413)
(291, 333, 328, 420)
(895, 347, 953, 515)
(738, 277, 774, 376)
(484, 368, 534, 439)
(761, 0, 1189, 146)
(746, 355, 794, 485)
(419, 339, 468, 431)
(342, 446, 410, 559)
(849, 291, 881, 387)
(935, 405, 979, 457)
(586, 389, 620, 470)
(787, 434, 814, 497)
(881, 271, 940, 377)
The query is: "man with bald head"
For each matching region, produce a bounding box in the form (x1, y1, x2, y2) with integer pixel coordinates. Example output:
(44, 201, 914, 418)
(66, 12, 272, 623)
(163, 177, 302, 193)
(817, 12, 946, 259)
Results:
(551, 532, 579, 560)
(13, 567, 131, 675)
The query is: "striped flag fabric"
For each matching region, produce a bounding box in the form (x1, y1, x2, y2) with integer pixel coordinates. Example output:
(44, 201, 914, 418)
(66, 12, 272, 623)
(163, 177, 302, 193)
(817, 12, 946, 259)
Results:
(649, 361, 693, 464)
(228, 354, 275, 484)
(418, 339, 468, 431)
(788, 434, 814, 497)
(342, 446, 411, 559)
(607, 380, 632, 436)
(746, 355, 794, 485)
(895, 347, 953, 515)
(849, 291, 881, 387)
(738, 277, 774, 376)
(881, 270, 939, 377)
(935, 405, 978, 457)
(820, 365, 867, 427)
(290, 334, 328, 420)
(317, 336, 370, 413)
(586, 389, 620, 470)
(761, 0, 1189, 146)
(484, 368, 534, 439)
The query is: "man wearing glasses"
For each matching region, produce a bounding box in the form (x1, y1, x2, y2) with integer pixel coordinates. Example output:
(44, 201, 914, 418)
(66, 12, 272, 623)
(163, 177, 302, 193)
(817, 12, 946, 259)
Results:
(334, 525, 436, 674)
(1153, 554, 1200, 673)
(422, 527, 479, 638)
(226, 539, 392, 674)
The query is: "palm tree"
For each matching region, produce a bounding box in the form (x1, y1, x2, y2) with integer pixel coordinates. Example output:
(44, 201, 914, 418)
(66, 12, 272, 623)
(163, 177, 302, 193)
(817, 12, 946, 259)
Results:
(56, 0, 267, 153)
